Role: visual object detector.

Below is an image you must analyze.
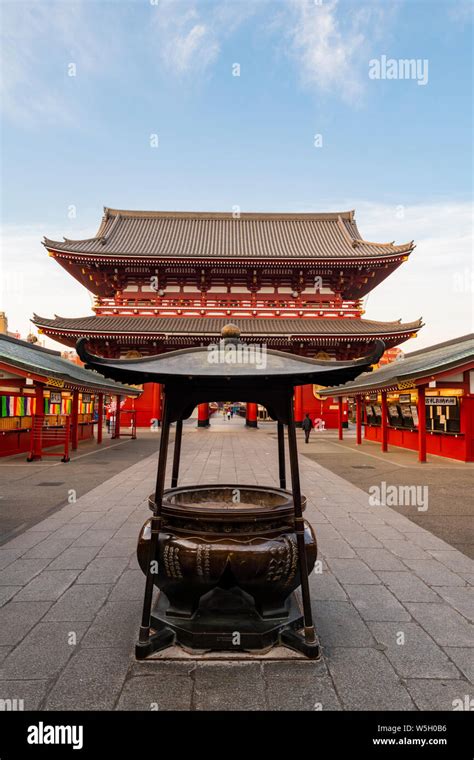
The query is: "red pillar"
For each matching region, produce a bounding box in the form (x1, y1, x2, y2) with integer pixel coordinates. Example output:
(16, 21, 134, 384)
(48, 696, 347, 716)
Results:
(113, 395, 122, 438)
(32, 382, 44, 460)
(246, 402, 258, 428)
(461, 371, 473, 462)
(294, 386, 303, 427)
(417, 385, 426, 463)
(71, 389, 79, 451)
(198, 403, 210, 427)
(152, 382, 162, 427)
(356, 396, 362, 445)
(381, 391, 388, 452)
(338, 396, 343, 440)
(97, 393, 103, 445)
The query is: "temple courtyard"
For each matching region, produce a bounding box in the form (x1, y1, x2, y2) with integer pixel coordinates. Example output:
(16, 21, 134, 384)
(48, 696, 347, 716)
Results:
(0, 420, 472, 711)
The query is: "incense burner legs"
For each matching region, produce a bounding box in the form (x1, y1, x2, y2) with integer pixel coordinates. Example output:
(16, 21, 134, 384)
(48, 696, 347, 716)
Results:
(136, 485, 319, 657)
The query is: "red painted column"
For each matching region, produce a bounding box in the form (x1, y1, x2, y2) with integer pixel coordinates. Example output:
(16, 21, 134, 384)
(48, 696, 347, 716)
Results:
(197, 402, 210, 427)
(246, 402, 258, 428)
(417, 385, 426, 463)
(113, 395, 122, 438)
(294, 386, 303, 428)
(356, 396, 362, 445)
(71, 389, 79, 451)
(32, 382, 44, 460)
(381, 391, 388, 452)
(338, 396, 343, 440)
(152, 382, 162, 427)
(461, 371, 473, 462)
(97, 393, 103, 445)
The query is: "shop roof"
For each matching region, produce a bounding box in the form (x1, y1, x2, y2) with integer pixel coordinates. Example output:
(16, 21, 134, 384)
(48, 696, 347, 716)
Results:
(0, 334, 141, 396)
(318, 334, 474, 395)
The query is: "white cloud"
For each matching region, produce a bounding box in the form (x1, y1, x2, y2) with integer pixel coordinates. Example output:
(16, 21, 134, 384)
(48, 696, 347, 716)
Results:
(150, 0, 256, 76)
(283, 0, 397, 103)
(354, 200, 474, 349)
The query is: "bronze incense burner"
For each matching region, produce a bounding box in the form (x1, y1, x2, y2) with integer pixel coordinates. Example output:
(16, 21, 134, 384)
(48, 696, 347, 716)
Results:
(77, 326, 383, 659)
(136, 485, 317, 648)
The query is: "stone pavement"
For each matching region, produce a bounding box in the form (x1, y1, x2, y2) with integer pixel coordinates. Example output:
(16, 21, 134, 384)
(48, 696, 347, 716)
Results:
(0, 422, 472, 711)
(300, 427, 474, 558)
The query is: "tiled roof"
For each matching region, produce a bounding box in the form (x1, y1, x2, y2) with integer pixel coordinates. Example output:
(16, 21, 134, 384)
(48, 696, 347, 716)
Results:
(32, 314, 423, 337)
(43, 208, 414, 260)
(0, 334, 140, 395)
(319, 334, 474, 394)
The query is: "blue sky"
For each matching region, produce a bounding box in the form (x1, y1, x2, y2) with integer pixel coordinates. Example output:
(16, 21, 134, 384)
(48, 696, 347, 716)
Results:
(1, 0, 472, 347)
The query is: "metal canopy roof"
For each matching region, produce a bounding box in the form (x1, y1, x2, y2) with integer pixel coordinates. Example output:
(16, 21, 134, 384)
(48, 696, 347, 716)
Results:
(76, 333, 384, 389)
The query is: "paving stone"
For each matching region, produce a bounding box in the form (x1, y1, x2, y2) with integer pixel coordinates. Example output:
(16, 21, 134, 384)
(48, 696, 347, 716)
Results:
(97, 538, 136, 558)
(327, 558, 380, 585)
(368, 622, 460, 679)
(0, 680, 49, 709)
(380, 540, 431, 560)
(319, 539, 356, 559)
(356, 548, 406, 572)
(45, 648, 130, 710)
(73, 529, 117, 548)
(50, 524, 92, 540)
(405, 531, 455, 551)
(443, 648, 474, 683)
(81, 600, 142, 649)
(0, 550, 22, 571)
(3, 532, 51, 552)
(0, 558, 51, 586)
(309, 571, 347, 601)
(76, 556, 129, 584)
(311, 601, 374, 647)
(343, 585, 411, 622)
(117, 663, 195, 711)
(326, 647, 415, 711)
(13, 570, 79, 602)
(0, 586, 21, 607)
(431, 586, 473, 622)
(365, 526, 406, 542)
(194, 662, 266, 710)
(0, 647, 12, 665)
(402, 559, 466, 587)
(334, 530, 382, 549)
(22, 536, 76, 560)
(376, 572, 442, 602)
(263, 662, 341, 710)
(0, 622, 89, 680)
(313, 525, 342, 542)
(406, 679, 473, 711)
(70, 511, 104, 524)
(109, 570, 144, 601)
(0, 601, 51, 646)
(405, 603, 473, 647)
(44, 584, 111, 622)
(48, 545, 101, 570)
(429, 551, 474, 574)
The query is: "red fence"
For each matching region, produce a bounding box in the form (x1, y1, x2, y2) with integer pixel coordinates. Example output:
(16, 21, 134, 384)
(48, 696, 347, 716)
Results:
(27, 415, 71, 463)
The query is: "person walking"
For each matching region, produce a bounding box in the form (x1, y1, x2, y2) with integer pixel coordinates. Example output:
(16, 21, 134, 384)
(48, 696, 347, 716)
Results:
(302, 413, 313, 444)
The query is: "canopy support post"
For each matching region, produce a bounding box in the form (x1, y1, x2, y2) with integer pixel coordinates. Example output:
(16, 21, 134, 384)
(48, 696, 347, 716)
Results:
(171, 418, 183, 488)
(277, 420, 286, 489)
(136, 397, 174, 658)
(281, 396, 319, 658)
